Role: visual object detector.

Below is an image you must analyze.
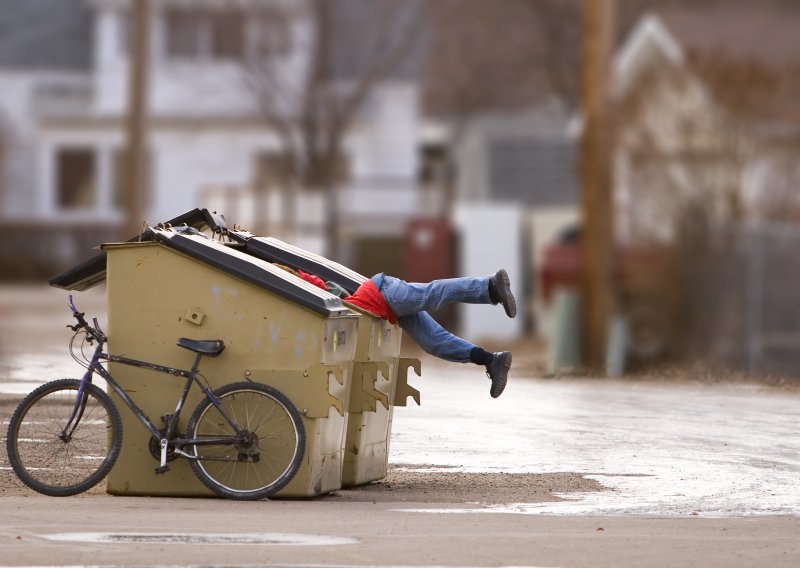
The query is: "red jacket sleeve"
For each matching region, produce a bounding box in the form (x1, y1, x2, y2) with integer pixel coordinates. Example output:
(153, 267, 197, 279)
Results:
(296, 270, 327, 291)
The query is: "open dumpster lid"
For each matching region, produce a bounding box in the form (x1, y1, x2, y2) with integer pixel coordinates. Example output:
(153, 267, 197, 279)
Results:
(49, 208, 228, 291)
(108, 227, 352, 318)
(227, 230, 367, 295)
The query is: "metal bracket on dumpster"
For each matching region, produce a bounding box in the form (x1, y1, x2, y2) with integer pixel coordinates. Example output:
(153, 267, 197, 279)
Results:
(349, 361, 391, 413)
(394, 358, 421, 407)
(247, 364, 346, 418)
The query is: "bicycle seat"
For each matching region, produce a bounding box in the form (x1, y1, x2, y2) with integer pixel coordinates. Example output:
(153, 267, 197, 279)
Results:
(176, 338, 225, 357)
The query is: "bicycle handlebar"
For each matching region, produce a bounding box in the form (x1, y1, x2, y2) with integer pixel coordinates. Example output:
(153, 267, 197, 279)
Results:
(67, 295, 106, 343)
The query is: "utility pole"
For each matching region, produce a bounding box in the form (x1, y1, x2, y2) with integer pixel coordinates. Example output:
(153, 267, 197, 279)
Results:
(580, 0, 616, 370)
(124, 0, 151, 239)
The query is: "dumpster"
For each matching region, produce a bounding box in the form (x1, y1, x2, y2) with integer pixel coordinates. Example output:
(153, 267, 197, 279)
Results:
(227, 230, 422, 486)
(341, 304, 421, 486)
(99, 226, 359, 497)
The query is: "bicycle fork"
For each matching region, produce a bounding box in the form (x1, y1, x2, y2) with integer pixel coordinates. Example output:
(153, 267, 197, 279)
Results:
(61, 360, 101, 442)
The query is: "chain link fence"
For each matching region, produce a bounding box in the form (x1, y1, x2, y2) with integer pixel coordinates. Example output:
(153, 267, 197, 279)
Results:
(682, 223, 800, 377)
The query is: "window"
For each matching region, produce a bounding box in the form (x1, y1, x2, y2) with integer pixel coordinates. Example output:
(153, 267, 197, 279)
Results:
(165, 8, 245, 60)
(488, 138, 578, 206)
(56, 149, 96, 209)
(211, 11, 245, 59)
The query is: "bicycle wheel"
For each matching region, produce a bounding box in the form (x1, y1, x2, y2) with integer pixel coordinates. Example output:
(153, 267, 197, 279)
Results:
(187, 381, 305, 500)
(6, 379, 122, 496)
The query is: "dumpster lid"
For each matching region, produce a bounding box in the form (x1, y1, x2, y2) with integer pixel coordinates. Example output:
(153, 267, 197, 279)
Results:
(49, 208, 228, 291)
(227, 230, 367, 294)
(111, 227, 352, 318)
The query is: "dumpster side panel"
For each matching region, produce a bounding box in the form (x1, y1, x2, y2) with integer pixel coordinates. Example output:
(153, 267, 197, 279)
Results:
(104, 243, 355, 498)
(342, 312, 403, 487)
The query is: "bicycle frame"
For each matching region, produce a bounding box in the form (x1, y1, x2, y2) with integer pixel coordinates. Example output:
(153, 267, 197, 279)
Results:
(63, 334, 241, 462)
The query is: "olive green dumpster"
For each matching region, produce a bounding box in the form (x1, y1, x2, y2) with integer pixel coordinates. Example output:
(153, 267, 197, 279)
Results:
(343, 305, 421, 486)
(101, 227, 359, 498)
(226, 231, 422, 486)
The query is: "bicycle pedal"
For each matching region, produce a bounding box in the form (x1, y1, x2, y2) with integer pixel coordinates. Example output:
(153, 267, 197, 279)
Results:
(154, 465, 170, 475)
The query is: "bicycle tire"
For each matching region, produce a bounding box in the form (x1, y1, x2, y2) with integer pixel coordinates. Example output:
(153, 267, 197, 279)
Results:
(6, 379, 122, 497)
(187, 381, 305, 500)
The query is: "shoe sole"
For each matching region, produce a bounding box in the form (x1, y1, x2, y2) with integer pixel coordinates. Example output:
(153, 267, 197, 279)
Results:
(496, 270, 517, 319)
(490, 352, 512, 398)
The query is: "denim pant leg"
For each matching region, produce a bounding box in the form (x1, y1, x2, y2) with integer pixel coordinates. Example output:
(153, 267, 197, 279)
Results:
(372, 273, 491, 318)
(398, 312, 476, 363)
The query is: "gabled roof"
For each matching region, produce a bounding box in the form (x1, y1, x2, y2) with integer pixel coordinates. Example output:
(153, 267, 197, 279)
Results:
(0, 0, 93, 71)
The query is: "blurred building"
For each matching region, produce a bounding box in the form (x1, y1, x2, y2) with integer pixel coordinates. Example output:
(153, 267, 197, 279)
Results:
(414, 0, 800, 348)
(0, 0, 431, 277)
(441, 102, 580, 338)
(611, 4, 800, 373)
(614, 6, 800, 243)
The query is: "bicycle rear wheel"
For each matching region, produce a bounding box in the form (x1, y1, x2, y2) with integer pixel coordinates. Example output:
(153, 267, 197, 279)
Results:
(6, 379, 122, 496)
(187, 382, 305, 500)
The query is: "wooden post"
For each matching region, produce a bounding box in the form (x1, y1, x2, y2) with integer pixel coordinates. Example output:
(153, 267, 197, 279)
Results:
(580, 0, 616, 370)
(124, 0, 151, 239)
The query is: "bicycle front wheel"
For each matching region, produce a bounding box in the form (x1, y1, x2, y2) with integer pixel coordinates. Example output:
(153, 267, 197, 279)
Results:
(6, 379, 122, 496)
(187, 382, 305, 500)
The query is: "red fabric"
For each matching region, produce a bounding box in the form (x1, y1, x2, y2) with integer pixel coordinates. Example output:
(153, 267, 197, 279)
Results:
(297, 270, 327, 291)
(344, 280, 397, 324)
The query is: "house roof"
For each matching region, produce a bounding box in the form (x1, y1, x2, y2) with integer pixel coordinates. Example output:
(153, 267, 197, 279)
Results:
(0, 0, 93, 71)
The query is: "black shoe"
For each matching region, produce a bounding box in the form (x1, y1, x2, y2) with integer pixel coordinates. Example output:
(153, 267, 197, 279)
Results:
(486, 351, 512, 398)
(489, 269, 516, 318)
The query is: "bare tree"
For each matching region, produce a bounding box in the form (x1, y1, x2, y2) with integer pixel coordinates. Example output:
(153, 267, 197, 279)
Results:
(422, 0, 581, 206)
(244, 0, 428, 257)
(425, 0, 581, 117)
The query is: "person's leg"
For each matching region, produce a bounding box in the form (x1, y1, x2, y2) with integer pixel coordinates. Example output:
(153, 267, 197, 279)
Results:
(399, 312, 512, 398)
(373, 273, 491, 318)
(372, 270, 516, 319)
(398, 312, 476, 362)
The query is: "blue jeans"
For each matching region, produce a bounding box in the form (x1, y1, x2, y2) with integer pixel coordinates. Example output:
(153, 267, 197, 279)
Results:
(371, 273, 492, 363)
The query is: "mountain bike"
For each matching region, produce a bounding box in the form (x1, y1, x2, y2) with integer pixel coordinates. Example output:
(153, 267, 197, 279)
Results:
(5, 296, 305, 500)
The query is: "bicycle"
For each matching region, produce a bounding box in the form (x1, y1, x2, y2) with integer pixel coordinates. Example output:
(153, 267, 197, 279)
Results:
(5, 296, 305, 500)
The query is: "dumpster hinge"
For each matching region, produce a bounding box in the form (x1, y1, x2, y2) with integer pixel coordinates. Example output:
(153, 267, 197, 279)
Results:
(394, 358, 421, 407)
(349, 361, 391, 413)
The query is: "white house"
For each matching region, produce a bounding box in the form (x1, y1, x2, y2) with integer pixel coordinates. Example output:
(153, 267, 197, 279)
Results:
(0, 0, 430, 267)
